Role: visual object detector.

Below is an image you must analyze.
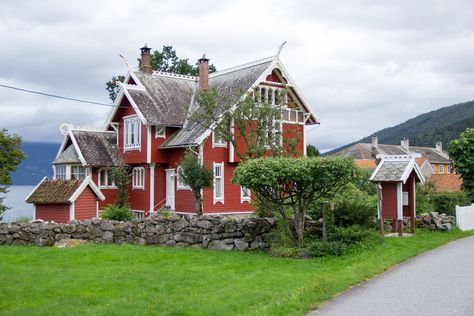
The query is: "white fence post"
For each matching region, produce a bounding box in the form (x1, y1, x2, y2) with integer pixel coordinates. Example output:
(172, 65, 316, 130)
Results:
(456, 203, 474, 231)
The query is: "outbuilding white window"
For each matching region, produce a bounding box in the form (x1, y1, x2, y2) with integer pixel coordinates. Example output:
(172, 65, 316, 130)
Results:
(132, 167, 145, 189)
(55, 165, 67, 180)
(447, 165, 451, 174)
(213, 162, 224, 204)
(176, 166, 191, 190)
(124, 116, 141, 150)
(241, 186, 251, 203)
(98, 168, 115, 188)
(155, 126, 166, 138)
(439, 165, 444, 173)
(71, 166, 86, 180)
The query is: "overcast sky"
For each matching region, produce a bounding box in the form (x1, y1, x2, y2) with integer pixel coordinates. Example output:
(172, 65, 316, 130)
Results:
(1, 0, 474, 152)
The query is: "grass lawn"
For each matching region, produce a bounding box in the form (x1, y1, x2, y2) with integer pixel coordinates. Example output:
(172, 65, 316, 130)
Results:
(1, 229, 473, 316)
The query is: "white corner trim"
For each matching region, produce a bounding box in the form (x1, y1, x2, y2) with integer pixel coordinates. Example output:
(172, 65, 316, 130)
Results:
(96, 200, 99, 218)
(397, 182, 403, 220)
(25, 176, 48, 202)
(147, 126, 152, 164)
(149, 163, 155, 214)
(70, 203, 75, 221)
(69, 176, 105, 203)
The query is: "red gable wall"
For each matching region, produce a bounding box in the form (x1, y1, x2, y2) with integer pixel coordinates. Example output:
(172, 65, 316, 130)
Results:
(75, 187, 98, 220)
(36, 204, 70, 223)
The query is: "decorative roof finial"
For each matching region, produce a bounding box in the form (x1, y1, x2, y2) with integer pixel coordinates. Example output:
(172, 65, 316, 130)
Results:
(276, 41, 287, 57)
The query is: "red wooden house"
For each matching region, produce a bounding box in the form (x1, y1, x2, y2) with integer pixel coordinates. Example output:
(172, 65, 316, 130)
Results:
(27, 45, 319, 221)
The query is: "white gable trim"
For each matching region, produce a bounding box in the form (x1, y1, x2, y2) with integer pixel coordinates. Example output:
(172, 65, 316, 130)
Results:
(69, 176, 105, 203)
(25, 176, 48, 202)
(68, 130, 87, 166)
(122, 86, 148, 125)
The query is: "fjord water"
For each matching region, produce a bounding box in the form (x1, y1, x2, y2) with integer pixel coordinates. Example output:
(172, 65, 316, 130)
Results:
(1, 186, 35, 222)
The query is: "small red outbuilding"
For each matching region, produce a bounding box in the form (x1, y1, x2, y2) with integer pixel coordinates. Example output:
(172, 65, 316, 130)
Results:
(370, 154, 425, 236)
(26, 177, 105, 223)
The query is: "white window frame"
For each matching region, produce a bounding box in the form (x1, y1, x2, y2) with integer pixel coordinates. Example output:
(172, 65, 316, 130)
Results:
(240, 186, 251, 204)
(123, 115, 142, 151)
(132, 167, 145, 190)
(212, 131, 227, 148)
(70, 165, 86, 180)
(439, 165, 444, 173)
(213, 162, 224, 204)
(176, 166, 191, 190)
(98, 168, 116, 188)
(447, 165, 451, 174)
(55, 165, 67, 180)
(155, 126, 166, 139)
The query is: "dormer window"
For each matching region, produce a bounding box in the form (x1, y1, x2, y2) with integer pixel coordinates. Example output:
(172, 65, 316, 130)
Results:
(71, 166, 86, 180)
(124, 115, 141, 151)
(155, 126, 166, 138)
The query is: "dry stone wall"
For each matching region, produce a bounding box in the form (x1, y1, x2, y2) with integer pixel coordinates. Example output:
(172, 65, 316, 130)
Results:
(0, 213, 275, 251)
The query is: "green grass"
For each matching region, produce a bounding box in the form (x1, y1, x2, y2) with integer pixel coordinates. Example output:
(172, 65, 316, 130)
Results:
(1, 230, 473, 316)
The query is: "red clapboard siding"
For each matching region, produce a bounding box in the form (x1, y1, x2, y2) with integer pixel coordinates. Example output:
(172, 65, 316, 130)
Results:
(91, 168, 117, 209)
(36, 204, 70, 223)
(75, 187, 98, 220)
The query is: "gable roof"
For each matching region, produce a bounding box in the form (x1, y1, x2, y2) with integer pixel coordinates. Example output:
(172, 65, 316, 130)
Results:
(26, 177, 105, 204)
(430, 174, 462, 192)
(55, 126, 120, 167)
(332, 142, 450, 164)
(370, 155, 425, 184)
(106, 54, 319, 149)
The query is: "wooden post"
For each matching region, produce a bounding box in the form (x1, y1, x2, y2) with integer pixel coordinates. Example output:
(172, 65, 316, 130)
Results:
(377, 184, 384, 243)
(398, 220, 403, 236)
(322, 202, 328, 242)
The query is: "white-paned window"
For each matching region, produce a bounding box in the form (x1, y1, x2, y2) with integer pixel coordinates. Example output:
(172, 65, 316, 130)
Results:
(55, 165, 67, 180)
(71, 166, 86, 180)
(98, 168, 115, 188)
(241, 186, 251, 203)
(132, 167, 145, 189)
(213, 162, 224, 204)
(447, 165, 451, 174)
(439, 165, 444, 173)
(155, 126, 166, 138)
(212, 131, 226, 147)
(124, 116, 141, 150)
(176, 166, 191, 190)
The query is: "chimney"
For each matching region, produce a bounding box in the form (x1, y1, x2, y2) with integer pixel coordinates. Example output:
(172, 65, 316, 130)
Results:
(198, 54, 209, 90)
(371, 136, 378, 149)
(436, 141, 443, 152)
(401, 138, 409, 151)
(140, 44, 152, 75)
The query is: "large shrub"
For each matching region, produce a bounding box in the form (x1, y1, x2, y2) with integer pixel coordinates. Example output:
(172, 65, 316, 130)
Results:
(233, 156, 356, 247)
(449, 128, 474, 201)
(101, 204, 132, 221)
(432, 191, 470, 216)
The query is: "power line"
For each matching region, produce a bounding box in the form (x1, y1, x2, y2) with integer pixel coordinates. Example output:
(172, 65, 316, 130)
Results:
(0, 83, 121, 108)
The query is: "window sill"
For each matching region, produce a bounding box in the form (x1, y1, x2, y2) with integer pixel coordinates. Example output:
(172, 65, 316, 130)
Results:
(132, 187, 145, 190)
(99, 186, 117, 190)
(212, 143, 227, 148)
(177, 186, 192, 191)
(213, 199, 224, 205)
(124, 146, 141, 152)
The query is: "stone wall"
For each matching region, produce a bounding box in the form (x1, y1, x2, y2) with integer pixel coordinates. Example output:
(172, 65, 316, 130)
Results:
(0, 213, 275, 251)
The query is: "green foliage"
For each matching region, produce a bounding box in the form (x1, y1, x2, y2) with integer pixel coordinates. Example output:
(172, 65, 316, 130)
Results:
(331, 183, 377, 228)
(328, 225, 372, 245)
(109, 166, 131, 208)
(304, 241, 348, 257)
(105, 75, 125, 103)
(106, 45, 216, 102)
(178, 150, 214, 216)
(416, 181, 436, 213)
(100, 204, 132, 221)
(233, 156, 356, 247)
(306, 144, 320, 157)
(190, 88, 301, 160)
(432, 191, 471, 216)
(353, 167, 378, 195)
(0, 129, 25, 220)
(449, 128, 474, 201)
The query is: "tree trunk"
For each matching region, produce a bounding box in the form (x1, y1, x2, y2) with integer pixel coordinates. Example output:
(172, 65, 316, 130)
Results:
(194, 192, 203, 217)
(295, 212, 305, 247)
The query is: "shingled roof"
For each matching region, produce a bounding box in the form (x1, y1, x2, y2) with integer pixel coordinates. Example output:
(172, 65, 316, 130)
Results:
(70, 130, 120, 167)
(370, 155, 425, 183)
(26, 179, 82, 204)
(160, 57, 273, 148)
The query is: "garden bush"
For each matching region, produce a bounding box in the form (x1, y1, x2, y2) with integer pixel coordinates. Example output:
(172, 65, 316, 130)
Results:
(328, 225, 371, 245)
(304, 240, 348, 257)
(100, 204, 132, 221)
(432, 191, 470, 216)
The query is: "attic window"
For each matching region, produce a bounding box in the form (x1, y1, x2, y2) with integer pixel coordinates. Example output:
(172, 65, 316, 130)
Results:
(55, 165, 66, 180)
(155, 126, 166, 138)
(71, 166, 86, 180)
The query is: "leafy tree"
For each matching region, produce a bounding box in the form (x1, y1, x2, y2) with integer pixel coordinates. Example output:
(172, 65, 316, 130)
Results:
(106, 45, 216, 102)
(109, 165, 131, 208)
(449, 128, 474, 201)
(0, 129, 25, 220)
(306, 144, 320, 157)
(178, 150, 214, 216)
(233, 156, 356, 247)
(191, 88, 301, 160)
(105, 75, 125, 103)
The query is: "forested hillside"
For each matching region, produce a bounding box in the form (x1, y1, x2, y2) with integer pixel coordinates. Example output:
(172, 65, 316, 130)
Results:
(327, 100, 474, 154)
